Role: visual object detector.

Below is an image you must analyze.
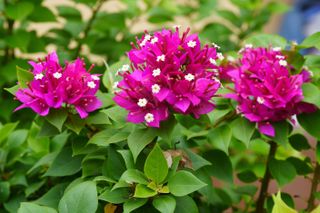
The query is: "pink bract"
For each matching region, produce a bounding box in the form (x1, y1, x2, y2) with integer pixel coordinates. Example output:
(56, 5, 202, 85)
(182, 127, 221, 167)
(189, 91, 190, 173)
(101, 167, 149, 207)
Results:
(226, 46, 316, 136)
(113, 28, 222, 127)
(15, 52, 102, 118)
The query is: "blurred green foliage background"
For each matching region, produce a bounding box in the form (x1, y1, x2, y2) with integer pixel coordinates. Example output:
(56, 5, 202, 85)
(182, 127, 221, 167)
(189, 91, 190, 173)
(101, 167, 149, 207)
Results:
(0, 0, 289, 123)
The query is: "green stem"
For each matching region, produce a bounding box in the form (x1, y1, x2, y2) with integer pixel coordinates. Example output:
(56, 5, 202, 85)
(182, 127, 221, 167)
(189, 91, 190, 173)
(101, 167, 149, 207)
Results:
(211, 110, 237, 128)
(3, 0, 15, 65)
(307, 162, 320, 211)
(255, 141, 277, 213)
(73, 0, 107, 58)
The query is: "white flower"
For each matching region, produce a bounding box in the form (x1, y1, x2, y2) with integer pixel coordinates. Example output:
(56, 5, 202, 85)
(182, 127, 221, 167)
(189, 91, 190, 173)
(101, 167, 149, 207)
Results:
(209, 58, 217, 65)
(275, 55, 285, 59)
(144, 113, 154, 123)
(257, 97, 265, 104)
(53, 72, 62, 79)
(217, 52, 224, 60)
(137, 98, 148, 107)
(185, 73, 195, 81)
(144, 34, 151, 41)
(212, 42, 220, 49)
(152, 84, 161, 94)
(151, 37, 158, 44)
(34, 73, 44, 80)
(212, 68, 219, 74)
(187, 40, 196, 48)
(272, 47, 281, 51)
(157, 54, 165, 62)
(212, 77, 220, 84)
(92, 75, 100, 80)
(140, 39, 147, 47)
(279, 59, 287, 67)
(113, 81, 119, 89)
(121, 64, 130, 71)
(152, 68, 161, 77)
(87, 81, 96, 89)
(245, 44, 253, 48)
(308, 70, 314, 77)
(227, 56, 235, 62)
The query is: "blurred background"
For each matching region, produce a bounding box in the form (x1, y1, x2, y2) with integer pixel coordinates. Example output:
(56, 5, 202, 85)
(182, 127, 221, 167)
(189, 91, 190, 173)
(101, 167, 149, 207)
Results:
(1, 0, 319, 211)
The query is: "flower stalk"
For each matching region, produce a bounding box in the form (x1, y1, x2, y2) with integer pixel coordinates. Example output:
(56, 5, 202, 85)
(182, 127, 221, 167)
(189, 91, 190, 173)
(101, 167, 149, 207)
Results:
(307, 162, 320, 211)
(255, 141, 277, 213)
(73, 0, 107, 57)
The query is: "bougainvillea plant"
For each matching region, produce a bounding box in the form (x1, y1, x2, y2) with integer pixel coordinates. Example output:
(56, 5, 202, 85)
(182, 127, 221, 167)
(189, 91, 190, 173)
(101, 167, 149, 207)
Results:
(3, 26, 319, 213)
(1, 0, 320, 210)
(15, 52, 102, 118)
(114, 28, 221, 127)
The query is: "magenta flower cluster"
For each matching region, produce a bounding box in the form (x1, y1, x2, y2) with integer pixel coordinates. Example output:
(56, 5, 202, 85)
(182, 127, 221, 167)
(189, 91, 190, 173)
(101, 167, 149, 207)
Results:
(15, 52, 102, 118)
(113, 28, 222, 127)
(226, 46, 315, 136)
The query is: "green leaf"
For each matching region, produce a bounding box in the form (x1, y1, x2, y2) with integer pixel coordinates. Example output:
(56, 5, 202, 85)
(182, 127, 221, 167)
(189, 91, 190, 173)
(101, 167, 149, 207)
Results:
(118, 150, 135, 169)
(174, 196, 198, 213)
(119, 169, 149, 185)
(302, 83, 320, 108)
(231, 117, 255, 147)
(148, 7, 173, 23)
(45, 147, 83, 177)
(184, 148, 211, 171)
(288, 134, 311, 151)
(88, 127, 130, 146)
(298, 110, 320, 140)
(0, 182, 10, 203)
(6, 31, 31, 52)
(270, 121, 289, 147)
(301, 32, 320, 49)
(128, 127, 157, 161)
(237, 170, 257, 183)
(204, 149, 233, 183)
(103, 146, 126, 180)
(102, 58, 130, 91)
(59, 181, 97, 213)
(208, 125, 232, 153)
(58, 6, 82, 21)
(64, 114, 85, 134)
(286, 157, 312, 175)
(101, 106, 127, 124)
(99, 188, 130, 204)
(86, 112, 111, 125)
(152, 195, 176, 213)
(0, 122, 18, 145)
(244, 33, 287, 49)
(144, 144, 168, 184)
(16, 66, 33, 88)
(269, 159, 296, 186)
(45, 109, 68, 132)
(133, 184, 157, 198)
(34, 183, 67, 209)
(311, 205, 320, 213)
(123, 198, 148, 213)
(28, 6, 56, 22)
(5, 2, 34, 20)
(4, 85, 19, 96)
(25, 180, 46, 197)
(272, 192, 297, 213)
(18, 203, 57, 213)
(168, 170, 206, 197)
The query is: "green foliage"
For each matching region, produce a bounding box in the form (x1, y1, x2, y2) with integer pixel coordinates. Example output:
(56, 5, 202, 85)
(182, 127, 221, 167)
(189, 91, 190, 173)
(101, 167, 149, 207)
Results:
(1, 1, 319, 213)
(144, 144, 168, 184)
(58, 181, 98, 213)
